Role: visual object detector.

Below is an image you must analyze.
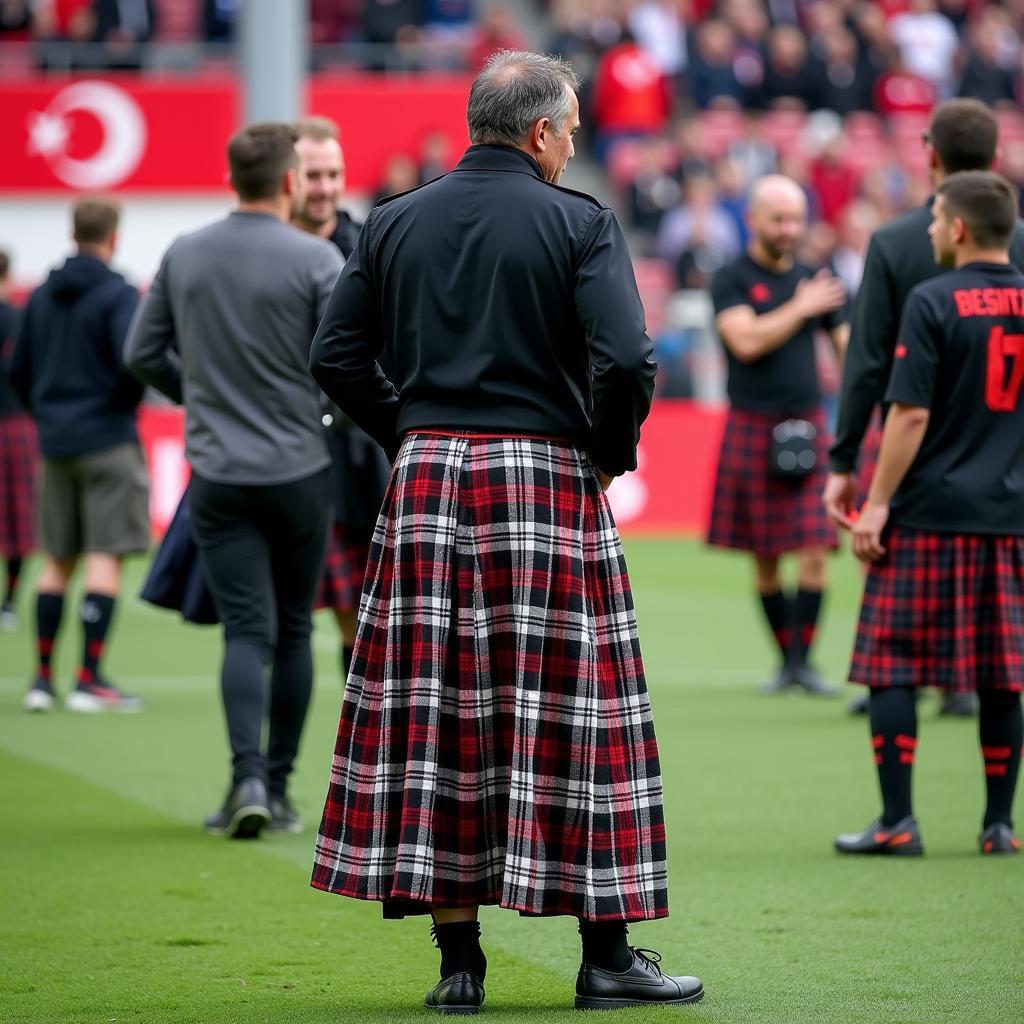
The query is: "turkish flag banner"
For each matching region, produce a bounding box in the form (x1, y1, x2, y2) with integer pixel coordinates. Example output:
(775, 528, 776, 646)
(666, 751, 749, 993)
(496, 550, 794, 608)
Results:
(0, 74, 472, 193)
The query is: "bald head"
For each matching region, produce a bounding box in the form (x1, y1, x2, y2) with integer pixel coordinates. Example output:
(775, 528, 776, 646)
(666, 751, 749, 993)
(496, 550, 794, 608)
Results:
(748, 175, 808, 263)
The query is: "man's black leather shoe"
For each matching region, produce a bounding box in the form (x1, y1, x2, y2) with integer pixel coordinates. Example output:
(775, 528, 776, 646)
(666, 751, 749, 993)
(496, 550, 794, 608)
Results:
(267, 794, 304, 834)
(575, 948, 704, 1010)
(424, 972, 485, 1015)
(204, 777, 271, 839)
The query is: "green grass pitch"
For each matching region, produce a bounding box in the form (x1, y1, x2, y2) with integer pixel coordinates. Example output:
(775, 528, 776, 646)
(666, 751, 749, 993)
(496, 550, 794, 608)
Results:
(1, 538, 1021, 1023)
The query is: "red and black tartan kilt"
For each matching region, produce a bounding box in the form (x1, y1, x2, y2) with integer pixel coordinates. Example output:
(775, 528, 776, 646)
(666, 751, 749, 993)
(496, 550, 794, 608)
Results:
(707, 406, 837, 557)
(850, 527, 1024, 693)
(855, 409, 884, 508)
(311, 433, 668, 923)
(315, 523, 371, 613)
(0, 413, 39, 557)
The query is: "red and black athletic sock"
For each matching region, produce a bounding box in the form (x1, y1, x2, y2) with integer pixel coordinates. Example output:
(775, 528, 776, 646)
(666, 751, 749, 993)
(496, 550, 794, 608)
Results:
(35, 592, 64, 682)
(341, 644, 354, 681)
(795, 587, 823, 666)
(77, 593, 116, 686)
(868, 687, 918, 826)
(4, 556, 23, 604)
(759, 590, 793, 664)
(979, 689, 1023, 830)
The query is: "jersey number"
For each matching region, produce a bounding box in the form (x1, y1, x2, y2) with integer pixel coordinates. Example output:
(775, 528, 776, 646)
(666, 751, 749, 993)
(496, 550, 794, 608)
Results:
(985, 327, 1024, 412)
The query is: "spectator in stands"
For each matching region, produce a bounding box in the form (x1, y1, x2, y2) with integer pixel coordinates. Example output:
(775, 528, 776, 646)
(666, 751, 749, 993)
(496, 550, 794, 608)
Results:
(0, 0, 31, 39)
(817, 28, 878, 115)
(715, 156, 751, 246)
(657, 172, 742, 288)
(591, 31, 673, 160)
(32, 0, 93, 70)
(627, 137, 683, 246)
(1000, 140, 1024, 216)
(831, 198, 881, 296)
(629, 0, 691, 86)
(89, 0, 156, 69)
(470, 5, 525, 70)
(760, 24, 822, 110)
(548, 0, 625, 67)
(809, 134, 857, 227)
(364, 0, 423, 69)
(874, 54, 936, 116)
(669, 118, 714, 181)
(202, 0, 240, 44)
(722, 0, 770, 99)
(373, 152, 419, 203)
(726, 113, 777, 187)
(310, 0, 362, 47)
(888, 0, 959, 99)
(958, 11, 1019, 107)
(690, 19, 745, 109)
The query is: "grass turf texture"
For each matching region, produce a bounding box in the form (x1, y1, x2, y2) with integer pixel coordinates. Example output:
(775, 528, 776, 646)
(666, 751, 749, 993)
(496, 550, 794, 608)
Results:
(0, 538, 1021, 1024)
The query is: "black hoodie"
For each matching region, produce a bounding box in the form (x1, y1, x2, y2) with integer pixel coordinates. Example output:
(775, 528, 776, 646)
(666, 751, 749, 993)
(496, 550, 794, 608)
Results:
(9, 253, 142, 458)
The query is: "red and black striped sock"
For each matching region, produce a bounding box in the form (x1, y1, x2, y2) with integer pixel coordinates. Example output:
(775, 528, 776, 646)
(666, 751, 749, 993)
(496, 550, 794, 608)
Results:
(35, 592, 64, 683)
(4, 556, 23, 604)
(77, 593, 116, 687)
(795, 587, 823, 665)
(979, 690, 1023, 830)
(868, 687, 918, 827)
(758, 589, 793, 664)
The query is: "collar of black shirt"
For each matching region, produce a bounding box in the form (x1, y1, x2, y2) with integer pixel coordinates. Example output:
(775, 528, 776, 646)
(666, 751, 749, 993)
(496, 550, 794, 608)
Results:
(454, 145, 544, 179)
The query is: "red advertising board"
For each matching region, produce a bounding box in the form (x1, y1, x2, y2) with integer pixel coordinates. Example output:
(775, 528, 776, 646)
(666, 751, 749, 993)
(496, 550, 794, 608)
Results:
(138, 401, 727, 538)
(0, 73, 472, 193)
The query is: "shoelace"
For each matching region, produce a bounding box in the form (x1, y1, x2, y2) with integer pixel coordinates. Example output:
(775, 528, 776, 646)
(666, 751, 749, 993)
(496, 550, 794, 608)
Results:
(632, 947, 663, 976)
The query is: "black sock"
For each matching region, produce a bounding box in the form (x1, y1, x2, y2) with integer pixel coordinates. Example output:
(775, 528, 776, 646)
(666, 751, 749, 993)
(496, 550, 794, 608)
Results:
(979, 690, 1023, 830)
(432, 920, 486, 981)
(869, 687, 918, 827)
(35, 592, 64, 683)
(758, 590, 793, 665)
(579, 920, 633, 973)
(4, 556, 23, 604)
(341, 644, 354, 681)
(795, 587, 823, 666)
(78, 593, 116, 686)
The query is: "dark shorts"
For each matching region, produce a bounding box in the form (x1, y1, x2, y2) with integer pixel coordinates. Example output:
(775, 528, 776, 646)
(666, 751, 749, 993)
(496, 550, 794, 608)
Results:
(0, 413, 38, 557)
(850, 527, 1024, 692)
(707, 406, 837, 558)
(40, 442, 150, 560)
(315, 523, 371, 614)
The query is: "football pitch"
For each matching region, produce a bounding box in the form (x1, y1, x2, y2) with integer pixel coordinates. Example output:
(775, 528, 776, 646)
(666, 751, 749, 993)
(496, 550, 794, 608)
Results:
(1, 538, 1020, 1024)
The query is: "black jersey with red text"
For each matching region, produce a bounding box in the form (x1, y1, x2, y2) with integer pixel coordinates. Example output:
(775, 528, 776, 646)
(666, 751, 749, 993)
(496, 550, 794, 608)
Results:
(886, 261, 1024, 535)
(711, 253, 846, 413)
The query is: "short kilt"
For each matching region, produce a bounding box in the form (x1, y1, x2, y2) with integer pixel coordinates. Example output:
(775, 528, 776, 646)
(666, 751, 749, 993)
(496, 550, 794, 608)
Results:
(315, 523, 371, 613)
(311, 433, 668, 922)
(855, 409, 883, 508)
(707, 406, 837, 557)
(0, 413, 38, 557)
(850, 527, 1024, 692)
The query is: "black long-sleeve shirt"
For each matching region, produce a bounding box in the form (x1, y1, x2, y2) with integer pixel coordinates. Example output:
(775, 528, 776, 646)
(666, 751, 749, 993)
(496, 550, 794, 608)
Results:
(829, 200, 1024, 473)
(309, 145, 657, 477)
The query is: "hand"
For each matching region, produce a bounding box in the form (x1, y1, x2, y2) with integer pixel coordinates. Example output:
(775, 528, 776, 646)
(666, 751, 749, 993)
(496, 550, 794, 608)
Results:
(823, 472, 857, 529)
(595, 468, 614, 492)
(795, 269, 846, 319)
(852, 500, 889, 563)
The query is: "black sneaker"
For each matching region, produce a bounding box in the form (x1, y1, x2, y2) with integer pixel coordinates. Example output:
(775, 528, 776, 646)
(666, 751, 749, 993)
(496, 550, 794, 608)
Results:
(204, 778, 271, 839)
(23, 678, 56, 713)
(424, 972, 485, 1015)
(791, 664, 839, 697)
(266, 794, 304, 834)
(834, 815, 924, 856)
(979, 823, 1021, 855)
(65, 680, 143, 714)
(760, 667, 795, 695)
(847, 692, 870, 715)
(938, 691, 977, 717)
(575, 948, 704, 1010)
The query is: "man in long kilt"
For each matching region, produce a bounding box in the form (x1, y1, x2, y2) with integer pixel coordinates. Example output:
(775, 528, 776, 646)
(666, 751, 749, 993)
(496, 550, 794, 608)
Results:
(837, 171, 1024, 858)
(308, 51, 703, 1014)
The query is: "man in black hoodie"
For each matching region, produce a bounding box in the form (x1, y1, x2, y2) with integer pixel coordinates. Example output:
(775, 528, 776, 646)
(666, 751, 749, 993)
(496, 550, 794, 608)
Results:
(9, 197, 148, 714)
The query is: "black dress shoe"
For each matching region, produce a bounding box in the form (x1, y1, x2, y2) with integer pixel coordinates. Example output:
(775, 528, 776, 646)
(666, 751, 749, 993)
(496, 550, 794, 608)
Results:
(204, 777, 271, 839)
(834, 815, 923, 856)
(266, 794, 304, 834)
(791, 664, 839, 697)
(938, 691, 977, 717)
(424, 972, 485, 1015)
(760, 667, 794, 695)
(575, 948, 704, 1010)
(979, 822, 1021, 855)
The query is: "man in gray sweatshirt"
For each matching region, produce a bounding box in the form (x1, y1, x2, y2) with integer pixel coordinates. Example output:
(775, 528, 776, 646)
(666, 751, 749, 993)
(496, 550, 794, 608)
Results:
(125, 122, 343, 838)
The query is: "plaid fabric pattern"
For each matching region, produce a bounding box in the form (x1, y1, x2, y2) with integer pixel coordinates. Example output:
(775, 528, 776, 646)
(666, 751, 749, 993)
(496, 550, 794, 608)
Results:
(315, 523, 371, 613)
(707, 406, 837, 557)
(850, 527, 1024, 692)
(0, 413, 38, 557)
(855, 409, 883, 508)
(311, 433, 668, 922)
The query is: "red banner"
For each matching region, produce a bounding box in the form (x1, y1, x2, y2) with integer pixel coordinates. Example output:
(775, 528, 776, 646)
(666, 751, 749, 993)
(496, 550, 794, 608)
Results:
(138, 401, 726, 538)
(0, 73, 472, 193)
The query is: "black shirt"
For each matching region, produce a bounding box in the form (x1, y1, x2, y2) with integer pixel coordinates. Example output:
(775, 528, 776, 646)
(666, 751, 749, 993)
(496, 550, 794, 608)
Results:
(309, 145, 656, 477)
(887, 262, 1024, 535)
(329, 209, 362, 261)
(711, 253, 844, 414)
(0, 301, 23, 418)
(830, 201, 1024, 472)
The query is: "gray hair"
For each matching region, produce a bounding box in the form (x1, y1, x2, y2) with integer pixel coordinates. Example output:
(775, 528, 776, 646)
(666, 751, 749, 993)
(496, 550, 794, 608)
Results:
(467, 50, 580, 147)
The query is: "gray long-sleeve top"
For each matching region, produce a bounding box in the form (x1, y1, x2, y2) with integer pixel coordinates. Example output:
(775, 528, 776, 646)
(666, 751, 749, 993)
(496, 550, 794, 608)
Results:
(125, 211, 344, 486)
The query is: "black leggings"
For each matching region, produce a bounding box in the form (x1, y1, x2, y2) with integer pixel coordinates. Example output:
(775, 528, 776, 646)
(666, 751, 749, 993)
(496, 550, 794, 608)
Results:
(191, 469, 330, 794)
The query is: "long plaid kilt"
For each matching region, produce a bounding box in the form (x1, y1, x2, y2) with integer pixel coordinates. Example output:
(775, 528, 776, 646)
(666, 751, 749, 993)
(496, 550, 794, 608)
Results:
(315, 523, 370, 613)
(707, 406, 837, 557)
(0, 413, 38, 557)
(855, 409, 884, 508)
(850, 527, 1024, 692)
(311, 433, 669, 922)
